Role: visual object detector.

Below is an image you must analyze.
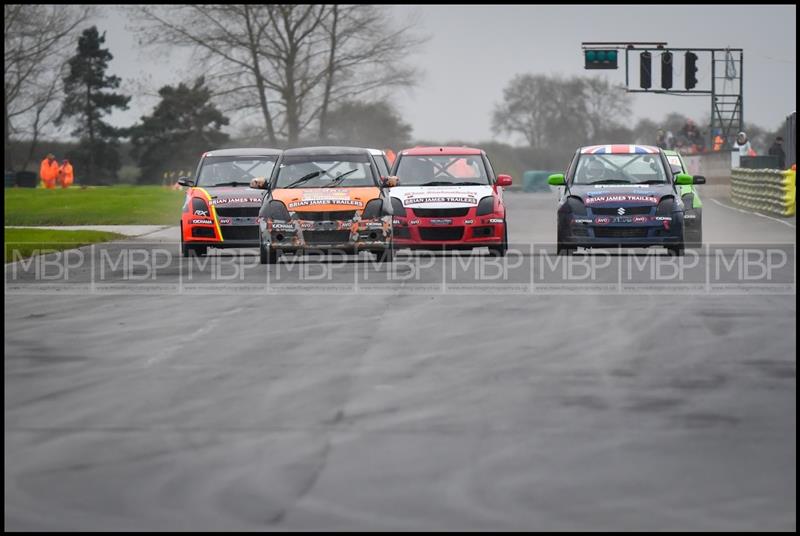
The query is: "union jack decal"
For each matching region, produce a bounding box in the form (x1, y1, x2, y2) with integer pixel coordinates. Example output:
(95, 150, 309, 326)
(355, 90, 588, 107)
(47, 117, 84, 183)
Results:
(580, 144, 659, 155)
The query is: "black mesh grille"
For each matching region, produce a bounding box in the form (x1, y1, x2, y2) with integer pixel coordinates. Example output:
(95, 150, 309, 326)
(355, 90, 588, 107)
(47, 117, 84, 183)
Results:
(591, 206, 653, 215)
(471, 226, 494, 237)
(220, 226, 259, 241)
(215, 207, 260, 218)
(191, 227, 216, 238)
(303, 230, 352, 244)
(419, 227, 464, 241)
(593, 227, 649, 238)
(413, 207, 470, 217)
(393, 227, 411, 239)
(295, 210, 357, 221)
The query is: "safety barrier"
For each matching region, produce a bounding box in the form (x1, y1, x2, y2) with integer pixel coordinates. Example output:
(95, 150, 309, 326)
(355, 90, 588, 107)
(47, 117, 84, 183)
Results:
(730, 167, 796, 217)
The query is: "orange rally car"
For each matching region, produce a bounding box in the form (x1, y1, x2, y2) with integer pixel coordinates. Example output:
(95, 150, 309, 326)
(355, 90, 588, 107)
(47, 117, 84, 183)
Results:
(256, 146, 394, 264)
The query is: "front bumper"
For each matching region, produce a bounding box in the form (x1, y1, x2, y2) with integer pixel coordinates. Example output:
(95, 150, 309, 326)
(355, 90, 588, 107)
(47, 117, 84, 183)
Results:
(392, 211, 505, 249)
(559, 213, 684, 248)
(262, 215, 392, 252)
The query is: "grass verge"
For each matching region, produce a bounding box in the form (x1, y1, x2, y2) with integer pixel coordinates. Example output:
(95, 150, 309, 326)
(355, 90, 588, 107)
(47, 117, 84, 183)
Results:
(5, 228, 125, 263)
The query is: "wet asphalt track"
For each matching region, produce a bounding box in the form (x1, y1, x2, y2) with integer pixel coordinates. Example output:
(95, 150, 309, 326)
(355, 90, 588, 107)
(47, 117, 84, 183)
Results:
(4, 192, 796, 530)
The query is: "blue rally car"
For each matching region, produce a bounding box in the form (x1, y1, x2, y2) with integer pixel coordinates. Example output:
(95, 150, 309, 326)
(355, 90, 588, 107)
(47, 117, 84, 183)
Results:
(548, 144, 695, 256)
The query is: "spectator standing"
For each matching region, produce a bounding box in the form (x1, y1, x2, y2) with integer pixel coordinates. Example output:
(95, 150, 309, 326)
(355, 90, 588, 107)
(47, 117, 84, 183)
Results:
(734, 131, 755, 157)
(768, 136, 786, 169)
(58, 159, 74, 188)
(39, 153, 59, 189)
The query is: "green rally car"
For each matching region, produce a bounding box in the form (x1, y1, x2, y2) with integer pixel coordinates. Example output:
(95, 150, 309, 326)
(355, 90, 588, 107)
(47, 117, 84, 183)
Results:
(664, 149, 704, 246)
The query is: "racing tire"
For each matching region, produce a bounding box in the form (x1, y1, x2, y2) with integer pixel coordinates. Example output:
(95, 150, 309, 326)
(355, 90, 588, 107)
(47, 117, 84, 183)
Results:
(556, 241, 576, 256)
(488, 222, 508, 257)
(685, 209, 703, 248)
(667, 245, 685, 257)
(375, 245, 394, 264)
(182, 243, 207, 257)
(260, 243, 278, 265)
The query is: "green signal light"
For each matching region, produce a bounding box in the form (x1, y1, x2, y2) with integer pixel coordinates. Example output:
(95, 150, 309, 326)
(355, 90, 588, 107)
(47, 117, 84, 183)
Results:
(607, 50, 617, 62)
(586, 50, 596, 62)
(596, 51, 606, 61)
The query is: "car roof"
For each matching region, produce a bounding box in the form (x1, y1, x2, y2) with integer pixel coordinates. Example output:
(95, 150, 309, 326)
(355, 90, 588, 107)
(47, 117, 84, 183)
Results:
(203, 147, 282, 157)
(399, 146, 484, 156)
(579, 144, 660, 155)
(283, 146, 372, 156)
(367, 148, 386, 156)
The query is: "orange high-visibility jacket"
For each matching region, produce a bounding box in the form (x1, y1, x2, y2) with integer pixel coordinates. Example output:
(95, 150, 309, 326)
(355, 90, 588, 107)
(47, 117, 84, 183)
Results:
(40, 158, 59, 188)
(59, 163, 74, 186)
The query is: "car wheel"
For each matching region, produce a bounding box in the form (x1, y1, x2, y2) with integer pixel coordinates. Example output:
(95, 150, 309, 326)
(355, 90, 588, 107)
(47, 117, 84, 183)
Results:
(260, 243, 278, 264)
(685, 209, 703, 248)
(557, 244, 576, 256)
(668, 245, 685, 257)
(375, 244, 394, 264)
(489, 222, 508, 257)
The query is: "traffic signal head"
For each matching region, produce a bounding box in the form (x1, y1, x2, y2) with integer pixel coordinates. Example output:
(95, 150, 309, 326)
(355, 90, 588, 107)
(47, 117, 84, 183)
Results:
(640, 51, 652, 89)
(685, 51, 699, 89)
(661, 51, 673, 89)
(585, 49, 618, 69)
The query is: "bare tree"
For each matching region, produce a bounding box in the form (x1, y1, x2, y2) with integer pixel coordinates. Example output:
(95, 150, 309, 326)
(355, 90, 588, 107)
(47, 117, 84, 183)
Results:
(4, 4, 92, 170)
(132, 4, 426, 146)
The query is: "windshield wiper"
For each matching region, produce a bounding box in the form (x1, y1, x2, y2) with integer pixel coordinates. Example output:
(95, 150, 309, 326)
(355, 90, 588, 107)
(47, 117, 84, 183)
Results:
(588, 179, 631, 184)
(324, 168, 359, 187)
(418, 181, 455, 186)
(211, 181, 252, 187)
(639, 179, 667, 184)
(453, 181, 483, 186)
(284, 170, 324, 189)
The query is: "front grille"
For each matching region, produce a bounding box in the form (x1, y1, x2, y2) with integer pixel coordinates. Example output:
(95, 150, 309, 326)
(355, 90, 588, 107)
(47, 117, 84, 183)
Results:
(591, 206, 652, 215)
(215, 206, 260, 218)
(413, 207, 470, 217)
(419, 227, 464, 241)
(303, 230, 351, 244)
(593, 227, 649, 238)
(393, 227, 411, 239)
(295, 210, 356, 221)
(221, 226, 259, 241)
(471, 226, 494, 237)
(191, 227, 216, 238)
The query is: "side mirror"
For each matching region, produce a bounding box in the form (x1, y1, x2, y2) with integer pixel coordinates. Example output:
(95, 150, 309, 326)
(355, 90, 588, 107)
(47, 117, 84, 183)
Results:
(381, 175, 399, 188)
(177, 176, 194, 187)
(548, 173, 566, 186)
(496, 174, 512, 187)
(674, 173, 693, 185)
(691, 175, 706, 184)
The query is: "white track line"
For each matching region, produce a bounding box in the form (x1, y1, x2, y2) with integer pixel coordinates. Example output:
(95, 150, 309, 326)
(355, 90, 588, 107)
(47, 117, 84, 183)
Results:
(710, 198, 796, 228)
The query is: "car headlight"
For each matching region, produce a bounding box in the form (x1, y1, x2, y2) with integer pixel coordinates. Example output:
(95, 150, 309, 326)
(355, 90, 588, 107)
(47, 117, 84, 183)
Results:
(656, 196, 675, 216)
(391, 197, 406, 216)
(476, 196, 495, 216)
(560, 196, 586, 216)
(267, 200, 291, 221)
(361, 198, 383, 219)
(191, 197, 210, 216)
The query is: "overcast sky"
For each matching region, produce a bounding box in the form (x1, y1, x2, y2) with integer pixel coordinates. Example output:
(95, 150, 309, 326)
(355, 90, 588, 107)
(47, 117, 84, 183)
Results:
(91, 4, 795, 145)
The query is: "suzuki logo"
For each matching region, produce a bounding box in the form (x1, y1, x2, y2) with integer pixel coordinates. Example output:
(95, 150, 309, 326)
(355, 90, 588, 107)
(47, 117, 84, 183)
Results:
(617, 207, 626, 215)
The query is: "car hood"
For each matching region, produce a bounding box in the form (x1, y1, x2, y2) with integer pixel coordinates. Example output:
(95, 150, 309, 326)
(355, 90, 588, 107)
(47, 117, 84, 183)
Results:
(271, 187, 380, 212)
(389, 185, 494, 209)
(196, 186, 267, 207)
(570, 183, 674, 206)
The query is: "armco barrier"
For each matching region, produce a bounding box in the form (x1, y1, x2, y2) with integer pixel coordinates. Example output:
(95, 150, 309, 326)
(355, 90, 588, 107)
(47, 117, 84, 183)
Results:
(730, 167, 796, 217)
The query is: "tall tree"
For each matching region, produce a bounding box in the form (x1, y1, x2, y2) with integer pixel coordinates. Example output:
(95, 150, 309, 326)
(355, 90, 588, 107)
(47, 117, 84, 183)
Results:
(59, 26, 130, 183)
(132, 5, 426, 146)
(4, 5, 91, 170)
(130, 77, 230, 183)
(323, 99, 412, 149)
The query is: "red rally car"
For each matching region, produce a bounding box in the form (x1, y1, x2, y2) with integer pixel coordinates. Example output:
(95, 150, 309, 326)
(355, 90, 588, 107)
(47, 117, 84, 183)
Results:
(388, 146, 512, 255)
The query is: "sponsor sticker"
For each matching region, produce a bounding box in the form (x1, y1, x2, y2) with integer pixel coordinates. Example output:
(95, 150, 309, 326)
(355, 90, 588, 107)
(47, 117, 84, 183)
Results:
(218, 217, 232, 225)
(573, 218, 593, 224)
(488, 218, 504, 224)
(191, 219, 213, 225)
(403, 196, 478, 206)
(210, 196, 262, 205)
(594, 216, 612, 225)
(584, 195, 659, 205)
(193, 209, 208, 216)
(429, 218, 452, 225)
(464, 219, 474, 224)
(632, 215, 649, 224)
(287, 199, 364, 209)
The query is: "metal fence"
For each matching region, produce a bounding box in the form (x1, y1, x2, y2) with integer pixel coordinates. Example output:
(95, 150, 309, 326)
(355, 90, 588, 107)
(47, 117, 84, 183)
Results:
(785, 111, 796, 168)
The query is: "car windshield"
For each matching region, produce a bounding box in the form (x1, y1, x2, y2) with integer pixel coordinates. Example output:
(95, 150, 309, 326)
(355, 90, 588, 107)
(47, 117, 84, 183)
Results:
(395, 155, 490, 186)
(274, 154, 376, 188)
(196, 156, 277, 187)
(573, 153, 668, 185)
(666, 154, 685, 173)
